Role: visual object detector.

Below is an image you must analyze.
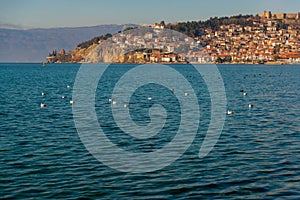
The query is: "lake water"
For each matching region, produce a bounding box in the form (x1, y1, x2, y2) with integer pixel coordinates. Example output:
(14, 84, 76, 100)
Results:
(0, 63, 300, 199)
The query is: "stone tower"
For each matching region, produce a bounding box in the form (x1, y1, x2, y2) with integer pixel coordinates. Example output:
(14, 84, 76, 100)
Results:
(296, 12, 300, 20)
(264, 11, 272, 18)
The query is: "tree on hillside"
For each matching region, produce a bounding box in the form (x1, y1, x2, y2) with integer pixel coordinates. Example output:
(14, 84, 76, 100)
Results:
(77, 33, 113, 48)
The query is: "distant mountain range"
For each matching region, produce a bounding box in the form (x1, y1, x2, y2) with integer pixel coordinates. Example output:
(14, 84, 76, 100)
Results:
(0, 24, 136, 62)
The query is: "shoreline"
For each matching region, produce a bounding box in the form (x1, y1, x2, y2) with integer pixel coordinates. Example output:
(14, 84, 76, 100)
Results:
(1, 62, 300, 65)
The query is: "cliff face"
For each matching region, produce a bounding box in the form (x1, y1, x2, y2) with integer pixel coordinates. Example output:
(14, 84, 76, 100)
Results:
(69, 44, 98, 62)
(84, 41, 125, 63)
(84, 40, 149, 63)
(46, 40, 128, 63)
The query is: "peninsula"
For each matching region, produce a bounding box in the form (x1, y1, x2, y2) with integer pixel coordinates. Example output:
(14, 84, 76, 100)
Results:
(46, 11, 300, 64)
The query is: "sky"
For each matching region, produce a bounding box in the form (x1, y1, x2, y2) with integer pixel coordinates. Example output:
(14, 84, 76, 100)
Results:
(1, 0, 300, 29)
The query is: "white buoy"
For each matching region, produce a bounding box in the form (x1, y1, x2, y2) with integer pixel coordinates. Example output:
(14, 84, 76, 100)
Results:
(67, 85, 71, 89)
(248, 104, 254, 108)
(184, 92, 189, 96)
(243, 92, 248, 96)
(147, 97, 152, 101)
(62, 95, 66, 99)
(123, 103, 129, 108)
(112, 100, 117, 105)
(70, 100, 75, 104)
(41, 92, 46, 96)
(108, 98, 112, 103)
(227, 110, 234, 115)
(40, 103, 47, 108)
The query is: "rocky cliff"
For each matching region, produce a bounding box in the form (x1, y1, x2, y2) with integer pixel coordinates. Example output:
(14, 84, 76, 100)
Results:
(84, 40, 125, 63)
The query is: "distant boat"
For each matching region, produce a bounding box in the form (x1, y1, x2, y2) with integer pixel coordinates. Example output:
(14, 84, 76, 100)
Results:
(42, 62, 46, 67)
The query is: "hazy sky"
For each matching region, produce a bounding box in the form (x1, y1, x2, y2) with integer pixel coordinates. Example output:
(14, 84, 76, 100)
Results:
(1, 0, 299, 28)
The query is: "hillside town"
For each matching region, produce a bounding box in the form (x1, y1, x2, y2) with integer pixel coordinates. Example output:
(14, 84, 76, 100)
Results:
(196, 11, 300, 64)
(46, 11, 300, 64)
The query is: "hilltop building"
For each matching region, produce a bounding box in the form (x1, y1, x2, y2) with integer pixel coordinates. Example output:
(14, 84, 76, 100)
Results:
(259, 11, 300, 20)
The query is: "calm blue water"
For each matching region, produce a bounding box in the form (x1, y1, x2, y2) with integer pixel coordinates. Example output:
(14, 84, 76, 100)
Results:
(0, 63, 300, 199)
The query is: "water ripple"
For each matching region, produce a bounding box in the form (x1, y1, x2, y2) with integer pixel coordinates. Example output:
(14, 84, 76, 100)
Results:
(0, 64, 299, 199)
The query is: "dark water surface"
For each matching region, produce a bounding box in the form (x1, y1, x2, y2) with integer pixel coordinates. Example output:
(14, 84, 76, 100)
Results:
(0, 63, 299, 199)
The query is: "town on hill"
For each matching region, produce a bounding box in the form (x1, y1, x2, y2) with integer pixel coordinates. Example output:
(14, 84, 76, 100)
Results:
(46, 11, 300, 64)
